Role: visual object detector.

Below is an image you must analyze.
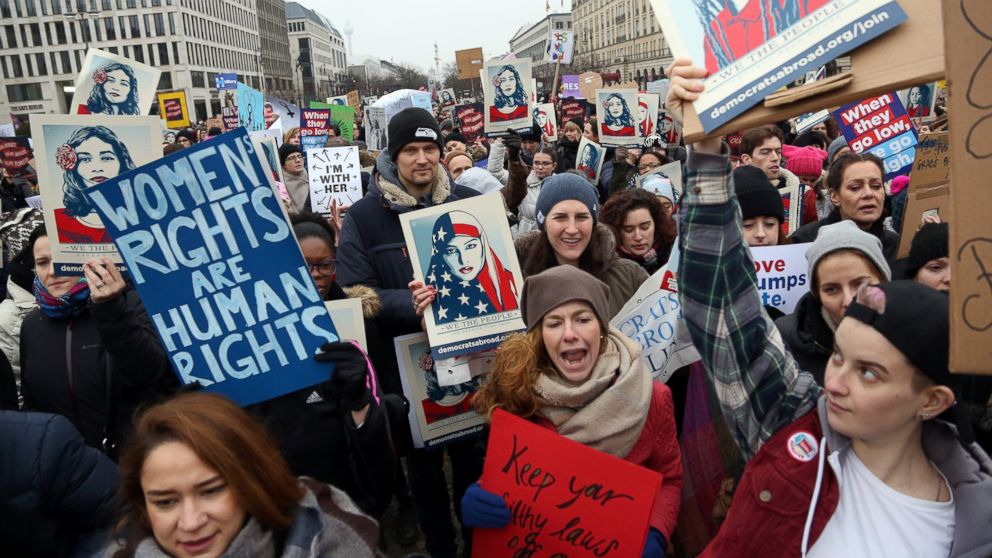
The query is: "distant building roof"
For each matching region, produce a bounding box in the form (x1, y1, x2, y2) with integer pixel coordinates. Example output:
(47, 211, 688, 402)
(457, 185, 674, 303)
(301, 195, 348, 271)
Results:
(285, 2, 341, 38)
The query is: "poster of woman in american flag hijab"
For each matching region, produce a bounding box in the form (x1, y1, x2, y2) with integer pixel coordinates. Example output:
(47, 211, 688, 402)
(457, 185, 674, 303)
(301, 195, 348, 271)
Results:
(400, 193, 527, 360)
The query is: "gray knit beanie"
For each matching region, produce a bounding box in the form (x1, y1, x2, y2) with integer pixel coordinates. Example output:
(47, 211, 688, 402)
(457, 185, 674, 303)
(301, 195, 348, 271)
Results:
(806, 220, 891, 291)
(520, 265, 611, 331)
(535, 173, 600, 227)
(827, 136, 849, 163)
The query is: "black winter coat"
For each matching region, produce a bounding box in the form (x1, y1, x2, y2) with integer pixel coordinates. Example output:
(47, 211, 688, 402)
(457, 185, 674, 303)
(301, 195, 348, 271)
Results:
(19, 288, 177, 455)
(555, 138, 579, 173)
(790, 209, 900, 263)
(774, 292, 833, 385)
(247, 282, 398, 518)
(0, 411, 120, 557)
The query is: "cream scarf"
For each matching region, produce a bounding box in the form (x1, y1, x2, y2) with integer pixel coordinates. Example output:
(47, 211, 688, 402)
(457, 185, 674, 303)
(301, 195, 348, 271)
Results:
(534, 327, 652, 458)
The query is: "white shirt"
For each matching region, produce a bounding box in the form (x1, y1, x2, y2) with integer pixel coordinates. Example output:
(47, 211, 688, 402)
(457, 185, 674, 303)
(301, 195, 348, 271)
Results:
(808, 447, 955, 558)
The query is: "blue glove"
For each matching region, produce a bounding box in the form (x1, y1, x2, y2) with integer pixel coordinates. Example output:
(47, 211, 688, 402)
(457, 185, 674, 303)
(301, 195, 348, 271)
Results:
(460, 482, 510, 529)
(642, 528, 666, 558)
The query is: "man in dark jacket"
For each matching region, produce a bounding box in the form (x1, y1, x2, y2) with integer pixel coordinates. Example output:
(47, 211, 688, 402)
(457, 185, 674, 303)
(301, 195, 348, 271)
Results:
(0, 411, 120, 557)
(336, 107, 481, 558)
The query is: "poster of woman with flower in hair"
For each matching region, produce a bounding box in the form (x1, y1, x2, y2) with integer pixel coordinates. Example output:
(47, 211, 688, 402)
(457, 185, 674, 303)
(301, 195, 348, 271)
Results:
(69, 48, 161, 116)
(31, 114, 160, 274)
(482, 58, 533, 135)
(596, 89, 641, 147)
(400, 193, 526, 360)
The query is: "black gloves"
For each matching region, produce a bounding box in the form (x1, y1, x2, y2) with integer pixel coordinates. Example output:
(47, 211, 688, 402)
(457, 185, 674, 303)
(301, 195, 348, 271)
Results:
(504, 130, 522, 161)
(315, 341, 373, 412)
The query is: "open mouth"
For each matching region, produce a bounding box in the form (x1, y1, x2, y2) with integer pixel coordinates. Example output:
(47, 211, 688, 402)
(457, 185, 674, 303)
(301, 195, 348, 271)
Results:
(560, 348, 589, 370)
(179, 533, 217, 554)
(559, 237, 582, 249)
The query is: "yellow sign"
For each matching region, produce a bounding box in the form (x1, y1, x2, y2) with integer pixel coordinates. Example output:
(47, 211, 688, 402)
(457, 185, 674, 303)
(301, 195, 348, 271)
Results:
(156, 90, 191, 129)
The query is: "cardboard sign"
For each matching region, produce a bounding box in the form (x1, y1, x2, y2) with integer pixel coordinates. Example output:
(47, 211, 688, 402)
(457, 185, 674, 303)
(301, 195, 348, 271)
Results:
(561, 75, 581, 98)
(347, 91, 361, 108)
(214, 73, 237, 90)
(329, 105, 356, 141)
(157, 91, 192, 129)
(483, 59, 534, 135)
(610, 265, 700, 382)
(300, 108, 329, 153)
(751, 243, 812, 315)
(475, 409, 662, 558)
(909, 132, 950, 187)
(0, 136, 33, 176)
(400, 193, 526, 360)
(70, 48, 161, 116)
(651, 0, 908, 133)
(456, 47, 485, 80)
(86, 128, 340, 405)
(546, 29, 575, 64)
(394, 332, 489, 448)
(364, 106, 388, 151)
(834, 92, 917, 180)
(307, 146, 361, 213)
(236, 82, 265, 132)
(532, 103, 558, 142)
(326, 298, 367, 350)
(455, 103, 485, 144)
(31, 114, 160, 274)
(577, 71, 603, 102)
(576, 137, 605, 183)
(898, 184, 951, 259)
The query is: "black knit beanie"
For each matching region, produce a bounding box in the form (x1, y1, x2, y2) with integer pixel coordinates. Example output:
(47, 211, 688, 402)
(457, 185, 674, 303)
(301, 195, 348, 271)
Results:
(388, 107, 442, 160)
(905, 222, 949, 279)
(734, 165, 784, 222)
(175, 129, 196, 144)
(444, 132, 468, 147)
(278, 143, 302, 166)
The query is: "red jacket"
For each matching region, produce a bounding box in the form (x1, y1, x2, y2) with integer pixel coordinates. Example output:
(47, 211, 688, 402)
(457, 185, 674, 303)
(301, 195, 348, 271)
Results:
(535, 381, 683, 540)
(701, 407, 838, 557)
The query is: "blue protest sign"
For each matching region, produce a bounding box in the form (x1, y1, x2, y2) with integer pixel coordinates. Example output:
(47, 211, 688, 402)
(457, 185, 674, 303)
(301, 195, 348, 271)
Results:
(834, 92, 918, 180)
(85, 129, 339, 406)
(215, 73, 237, 90)
(236, 82, 265, 132)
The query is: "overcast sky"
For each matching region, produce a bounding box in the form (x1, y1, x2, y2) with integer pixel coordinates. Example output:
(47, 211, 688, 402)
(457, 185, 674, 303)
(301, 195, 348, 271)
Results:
(293, 0, 573, 74)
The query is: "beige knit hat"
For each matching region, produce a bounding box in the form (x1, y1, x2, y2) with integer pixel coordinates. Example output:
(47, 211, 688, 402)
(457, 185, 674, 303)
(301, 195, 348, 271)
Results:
(520, 265, 611, 331)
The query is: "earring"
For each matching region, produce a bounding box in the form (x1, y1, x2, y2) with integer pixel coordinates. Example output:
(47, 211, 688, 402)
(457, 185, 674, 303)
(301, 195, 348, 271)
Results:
(919, 412, 933, 420)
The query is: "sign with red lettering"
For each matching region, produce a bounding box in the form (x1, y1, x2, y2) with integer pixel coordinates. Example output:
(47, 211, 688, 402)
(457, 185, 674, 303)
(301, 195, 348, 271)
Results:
(751, 242, 813, 315)
(834, 92, 918, 180)
(474, 409, 661, 558)
(455, 103, 484, 144)
(0, 136, 33, 176)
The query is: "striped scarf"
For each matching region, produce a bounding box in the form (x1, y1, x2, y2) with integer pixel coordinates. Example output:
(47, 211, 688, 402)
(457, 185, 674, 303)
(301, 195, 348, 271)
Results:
(33, 275, 90, 319)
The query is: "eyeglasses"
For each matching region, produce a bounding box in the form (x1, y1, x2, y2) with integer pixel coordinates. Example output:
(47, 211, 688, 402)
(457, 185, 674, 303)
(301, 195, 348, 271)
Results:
(308, 259, 336, 277)
(285, 154, 304, 162)
(533, 161, 554, 167)
(638, 162, 661, 171)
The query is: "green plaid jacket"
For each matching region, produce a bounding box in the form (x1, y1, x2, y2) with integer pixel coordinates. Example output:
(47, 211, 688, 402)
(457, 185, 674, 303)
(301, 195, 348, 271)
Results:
(677, 146, 822, 460)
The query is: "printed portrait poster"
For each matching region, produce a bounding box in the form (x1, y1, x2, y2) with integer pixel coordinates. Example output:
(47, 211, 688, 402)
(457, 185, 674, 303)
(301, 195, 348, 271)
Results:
(394, 332, 489, 449)
(300, 108, 329, 154)
(0, 136, 33, 177)
(649, 0, 908, 132)
(364, 106, 388, 151)
(575, 137, 606, 184)
(326, 95, 348, 106)
(265, 96, 300, 132)
(611, 265, 700, 382)
(85, 128, 340, 406)
(834, 92, 918, 180)
(400, 193, 527, 360)
(546, 29, 575, 64)
(329, 105, 356, 141)
(475, 409, 662, 558)
(596, 89, 640, 147)
(561, 74, 581, 98)
(455, 103, 485, 144)
(897, 82, 938, 124)
(439, 88, 457, 108)
(70, 48, 161, 116)
(31, 114, 160, 274)
(638, 93, 661, 139)
(532, 103, 558, 142)
(306, 146, 361, 214)
(221, 89, 239, 131)
(249, 129, 284, 185)
(236, 82, 265, 132)
(483, 58, 534, 135)
(751, 243, 813, 315)
(156, 91, 191, 129)
(657, 111, 682, 149)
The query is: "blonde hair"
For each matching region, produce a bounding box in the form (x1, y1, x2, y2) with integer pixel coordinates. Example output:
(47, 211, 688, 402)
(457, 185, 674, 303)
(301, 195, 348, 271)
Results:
(283, 126, 300, 144)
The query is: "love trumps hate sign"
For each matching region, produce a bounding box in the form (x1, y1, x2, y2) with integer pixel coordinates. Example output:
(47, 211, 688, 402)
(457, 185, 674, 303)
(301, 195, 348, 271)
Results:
(85, 128, 340, 406)
(475, 409, 661, 558)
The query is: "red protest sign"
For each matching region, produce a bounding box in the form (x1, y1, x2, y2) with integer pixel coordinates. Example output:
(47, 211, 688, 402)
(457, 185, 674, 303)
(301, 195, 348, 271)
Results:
(0, 136, 33, 176)
(474, 409, 661, 558)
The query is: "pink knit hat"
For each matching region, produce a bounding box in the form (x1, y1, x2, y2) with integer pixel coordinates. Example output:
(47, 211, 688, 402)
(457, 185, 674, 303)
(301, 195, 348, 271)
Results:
(890, 175, 911, 196)
(784, 145, 827, 180)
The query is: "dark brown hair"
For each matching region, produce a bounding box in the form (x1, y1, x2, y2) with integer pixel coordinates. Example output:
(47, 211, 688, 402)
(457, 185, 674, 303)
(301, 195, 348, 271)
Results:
(534, 146, 559, 163)
(825, 152, 885, 191)
(524, 224, 611, 280)
(117, 392, 305, 534)
(741, 125, 784, 157)
(600, 188, 677, 251)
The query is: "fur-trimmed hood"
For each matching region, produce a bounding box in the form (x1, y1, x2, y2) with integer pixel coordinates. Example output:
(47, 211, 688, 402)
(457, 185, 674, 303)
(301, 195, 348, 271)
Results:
(342, 285, 382, 319)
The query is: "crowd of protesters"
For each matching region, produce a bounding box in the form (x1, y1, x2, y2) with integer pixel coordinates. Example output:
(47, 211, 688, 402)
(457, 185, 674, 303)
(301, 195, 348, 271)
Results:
(0, 51, 990, 558)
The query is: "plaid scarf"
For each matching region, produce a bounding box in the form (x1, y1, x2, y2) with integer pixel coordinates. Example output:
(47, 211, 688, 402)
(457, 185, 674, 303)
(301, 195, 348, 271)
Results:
(33, 275, 90, 319)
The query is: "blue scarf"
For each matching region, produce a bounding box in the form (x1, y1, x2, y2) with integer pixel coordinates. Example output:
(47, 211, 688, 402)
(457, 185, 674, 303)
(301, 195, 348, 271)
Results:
(33, 275, 90, 319)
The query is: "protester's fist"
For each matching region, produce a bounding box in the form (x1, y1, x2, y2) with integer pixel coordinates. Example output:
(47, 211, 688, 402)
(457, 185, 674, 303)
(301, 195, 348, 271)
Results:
(316, 341, 372, 412)
(84, 257, 126, 303)
(664, 58, 707, 128)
